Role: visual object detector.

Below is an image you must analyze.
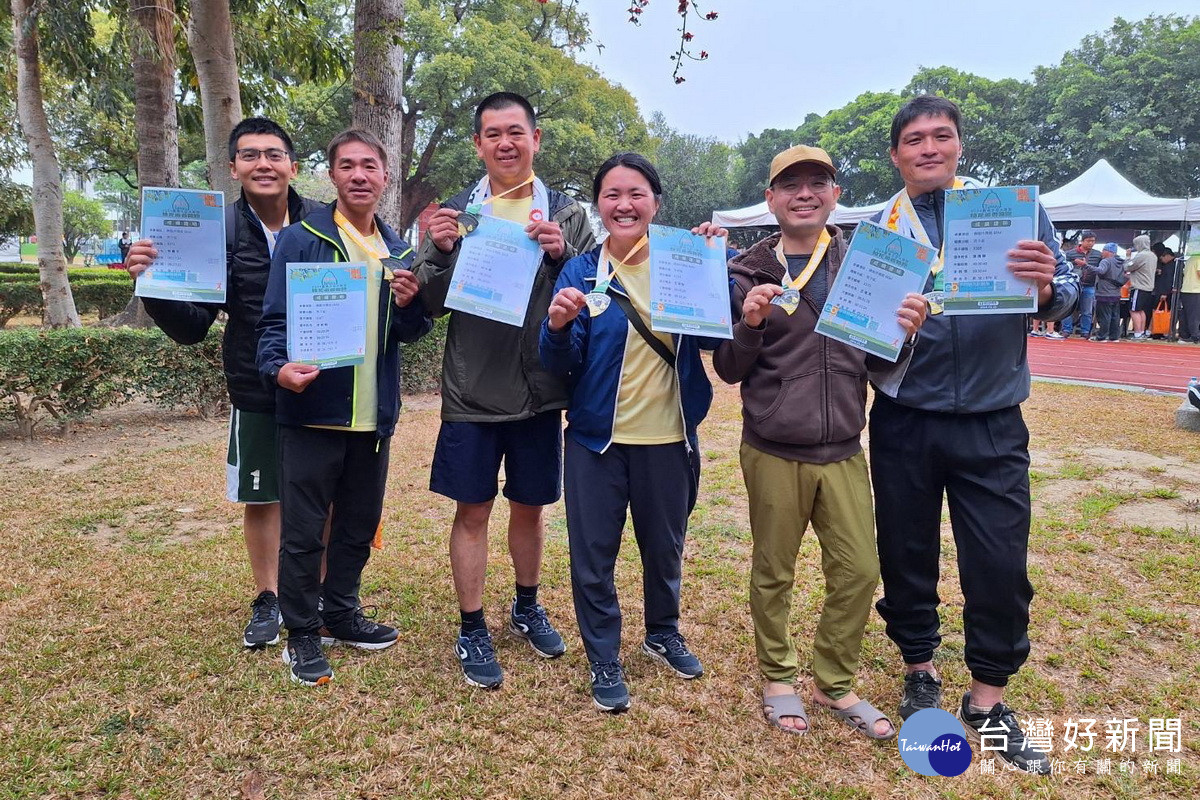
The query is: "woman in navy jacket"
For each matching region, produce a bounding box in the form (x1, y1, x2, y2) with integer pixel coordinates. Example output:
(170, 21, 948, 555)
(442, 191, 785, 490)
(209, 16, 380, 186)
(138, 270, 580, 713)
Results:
(539, 152, 725, 712)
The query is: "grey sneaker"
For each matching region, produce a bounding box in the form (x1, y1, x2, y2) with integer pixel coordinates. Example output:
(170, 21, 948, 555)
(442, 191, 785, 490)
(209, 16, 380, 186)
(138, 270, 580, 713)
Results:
(455, 628, 503, 689)
(590, 660, 630, 712)
(243, 590, 282, 648)
(509, 600, 566, 658)
(642, 632, 703, 679)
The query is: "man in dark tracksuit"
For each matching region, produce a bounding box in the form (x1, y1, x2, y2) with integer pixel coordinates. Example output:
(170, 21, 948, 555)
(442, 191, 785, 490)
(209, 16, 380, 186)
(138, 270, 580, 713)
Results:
(125, 117, 322, 650)
(870, 96, 1078, 775)
(257, 129, 432, 685)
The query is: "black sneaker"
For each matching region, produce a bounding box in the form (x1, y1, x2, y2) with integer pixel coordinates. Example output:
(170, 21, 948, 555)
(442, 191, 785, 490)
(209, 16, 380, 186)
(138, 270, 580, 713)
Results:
(243, 590, 282, 648)
(455, 628, 503, 689)
(321, 606, 399, 650)
(642, 632, 703, 679)
(957, 693, 1052, 775)
(899, 669, 943, 719)
(509, 600, 566, 658)
(590, 660, 630, 712)
(282, 634, 333, 686)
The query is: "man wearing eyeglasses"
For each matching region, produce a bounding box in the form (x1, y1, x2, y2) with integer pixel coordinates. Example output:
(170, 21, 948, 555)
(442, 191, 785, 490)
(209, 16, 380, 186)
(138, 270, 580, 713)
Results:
(713, 145, 926, 739)
(125, 118, 324, 651)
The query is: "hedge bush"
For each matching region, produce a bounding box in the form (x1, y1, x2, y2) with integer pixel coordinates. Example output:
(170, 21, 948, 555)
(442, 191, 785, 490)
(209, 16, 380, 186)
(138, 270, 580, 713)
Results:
(0, 273, 133, 326)
(0, 317, 449, 439)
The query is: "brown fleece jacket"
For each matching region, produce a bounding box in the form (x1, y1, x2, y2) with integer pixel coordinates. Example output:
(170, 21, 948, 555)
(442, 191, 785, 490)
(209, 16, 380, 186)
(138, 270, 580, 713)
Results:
(713, 226, 892, 464)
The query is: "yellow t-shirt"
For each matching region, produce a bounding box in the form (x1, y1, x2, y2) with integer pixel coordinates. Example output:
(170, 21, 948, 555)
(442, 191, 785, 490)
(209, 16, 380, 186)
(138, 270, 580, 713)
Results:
(329, 223, 384, 431)
(611, 257, 684, 445)
(490, 195, 534, 226)
(1183, 255, 1200, 294)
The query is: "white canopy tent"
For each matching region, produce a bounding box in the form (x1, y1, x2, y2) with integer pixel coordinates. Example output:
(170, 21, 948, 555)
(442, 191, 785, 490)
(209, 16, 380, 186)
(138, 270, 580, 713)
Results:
(1041, 159, 1198, 226)
(711, 199, 885, 228)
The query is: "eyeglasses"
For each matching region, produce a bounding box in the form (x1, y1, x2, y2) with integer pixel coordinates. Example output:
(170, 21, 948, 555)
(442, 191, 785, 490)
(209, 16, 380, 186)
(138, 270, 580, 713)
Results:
(772, 177, 835, 195)
(235, 147, 292, 163)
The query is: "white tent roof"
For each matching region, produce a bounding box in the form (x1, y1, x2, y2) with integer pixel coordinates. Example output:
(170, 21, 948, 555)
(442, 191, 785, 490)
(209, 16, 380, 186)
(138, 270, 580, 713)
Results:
(712, 200, 885, 228)
(1041, 159, 1196, 224)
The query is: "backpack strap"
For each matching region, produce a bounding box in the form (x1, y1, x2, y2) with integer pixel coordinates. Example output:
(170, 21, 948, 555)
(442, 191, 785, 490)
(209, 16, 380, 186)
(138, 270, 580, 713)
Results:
(609, 289, 675, 369)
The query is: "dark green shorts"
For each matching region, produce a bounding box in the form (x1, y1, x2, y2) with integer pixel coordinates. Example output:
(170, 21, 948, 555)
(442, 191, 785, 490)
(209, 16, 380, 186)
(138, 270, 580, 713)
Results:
(226, 408, 280, 504)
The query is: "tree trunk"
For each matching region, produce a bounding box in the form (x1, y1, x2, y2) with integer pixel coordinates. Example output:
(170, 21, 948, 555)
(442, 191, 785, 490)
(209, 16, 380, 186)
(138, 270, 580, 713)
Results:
(11, 0, 80, 329)
(110, 0, 180, 328)
(351, 0, 405, 230)
(187, 0, 242, 197)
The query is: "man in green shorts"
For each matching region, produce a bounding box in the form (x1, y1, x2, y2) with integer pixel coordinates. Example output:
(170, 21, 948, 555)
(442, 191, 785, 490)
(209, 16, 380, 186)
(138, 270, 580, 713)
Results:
(125, 117, 324, 648)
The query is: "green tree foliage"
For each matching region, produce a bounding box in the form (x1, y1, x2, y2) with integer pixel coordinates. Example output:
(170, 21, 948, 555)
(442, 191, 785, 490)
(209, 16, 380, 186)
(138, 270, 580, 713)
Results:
(646, 114, 737, 229)
(279, 0, 650, 230)
(1024, 14, 1200, 197)
(61, 191, 109, 262)
(0, 178, 34, 238)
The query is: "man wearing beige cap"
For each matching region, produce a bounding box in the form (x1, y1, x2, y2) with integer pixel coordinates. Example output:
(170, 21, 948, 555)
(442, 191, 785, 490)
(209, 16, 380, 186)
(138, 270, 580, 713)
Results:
(713, 145, 926, 739)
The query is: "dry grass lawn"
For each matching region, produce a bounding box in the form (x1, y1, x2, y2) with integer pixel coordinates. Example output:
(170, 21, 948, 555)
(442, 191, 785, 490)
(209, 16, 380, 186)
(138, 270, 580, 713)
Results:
(1, 377, 1197, 799)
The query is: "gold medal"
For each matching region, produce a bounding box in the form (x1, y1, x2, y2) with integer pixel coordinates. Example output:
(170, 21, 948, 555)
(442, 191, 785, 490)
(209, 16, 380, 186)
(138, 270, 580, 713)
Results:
(924, 290, 945, 316)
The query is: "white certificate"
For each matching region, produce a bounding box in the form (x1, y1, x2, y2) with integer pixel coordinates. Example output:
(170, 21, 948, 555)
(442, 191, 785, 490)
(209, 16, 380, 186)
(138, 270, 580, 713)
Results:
(285, 263, 368, 369)
(136, 187, 226, 303)
(941, 185, 1039, 314)
(444, 215, 543, 327)
(815, 222, 935, 362)
(647, 225, 732, 339)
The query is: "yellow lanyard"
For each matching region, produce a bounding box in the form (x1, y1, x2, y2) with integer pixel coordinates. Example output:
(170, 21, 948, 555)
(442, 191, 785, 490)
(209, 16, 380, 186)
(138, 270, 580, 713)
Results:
(774, 228, 831, 291)
(334, 210, 389, 259)
(885, 178, 965, 275)
(596, 234, 650, 289)
(476, 173, 536, 209)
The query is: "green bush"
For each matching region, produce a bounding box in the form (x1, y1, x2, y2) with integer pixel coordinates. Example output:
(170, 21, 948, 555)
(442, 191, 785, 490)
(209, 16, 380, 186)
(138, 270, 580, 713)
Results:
(401, 316, 448, 393)
(0, 328, 142, 438)
(73, 281, 134, 318)
(0, 282, 42, 327)
(0, 318, 449, 438)
(0, 272, 133, 325)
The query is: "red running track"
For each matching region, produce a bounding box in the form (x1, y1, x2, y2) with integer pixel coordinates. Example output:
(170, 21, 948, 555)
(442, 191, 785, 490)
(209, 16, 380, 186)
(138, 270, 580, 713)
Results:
(1027, 336, 1200, 392)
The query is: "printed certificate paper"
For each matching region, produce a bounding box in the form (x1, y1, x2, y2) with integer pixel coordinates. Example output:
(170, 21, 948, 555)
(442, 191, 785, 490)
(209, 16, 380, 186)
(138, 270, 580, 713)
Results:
(815, 222, 934, 362)
(444, 215, 544, 327)
(647, 225, 733, 339)
(136, 187, 226, 303)
(286, 263, 368, 369)
(942, 185, 1039, 314)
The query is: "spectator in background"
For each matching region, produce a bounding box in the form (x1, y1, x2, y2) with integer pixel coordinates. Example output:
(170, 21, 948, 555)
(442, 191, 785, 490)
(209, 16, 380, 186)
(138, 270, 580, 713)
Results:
(1061, 231, 1098, 338)
(1176, 249, 1200, 343)
(1089, 242, 1126, 342)
(118, 231, 133, 264)
(1152, 242, 1178, 337)
(1126, 235, 1156, 339)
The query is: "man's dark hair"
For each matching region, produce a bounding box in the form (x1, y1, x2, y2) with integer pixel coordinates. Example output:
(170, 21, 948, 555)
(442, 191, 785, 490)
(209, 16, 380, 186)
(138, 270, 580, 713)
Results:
(592, 152, 663, 202)
(326, 128, 388, 168)
(890, 95, 962, 149)
(473, 92, 537, 136)
(228, 117, 297, 161)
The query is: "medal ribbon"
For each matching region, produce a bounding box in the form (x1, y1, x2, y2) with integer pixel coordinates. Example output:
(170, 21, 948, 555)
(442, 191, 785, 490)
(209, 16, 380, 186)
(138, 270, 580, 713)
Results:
(595, 234, 650, 290)
(884, 178, 965, 291)
(334, 209, 393, 279)
(774, 228, 832, 291)
(475, 173, 536, 209)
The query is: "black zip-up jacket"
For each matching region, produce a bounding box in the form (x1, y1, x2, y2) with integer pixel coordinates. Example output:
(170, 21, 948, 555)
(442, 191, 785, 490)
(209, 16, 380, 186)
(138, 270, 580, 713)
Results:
(869, 189, 1078, 413)
(142, 188, 323, 413)
(256, 204, 432, 437)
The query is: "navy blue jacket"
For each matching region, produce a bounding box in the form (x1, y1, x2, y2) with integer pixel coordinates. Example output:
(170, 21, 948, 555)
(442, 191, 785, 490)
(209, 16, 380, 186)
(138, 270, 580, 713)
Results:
(256, 204, 432, 436)
(869, 190, 1079, 413)
(538, 247, 720, 454)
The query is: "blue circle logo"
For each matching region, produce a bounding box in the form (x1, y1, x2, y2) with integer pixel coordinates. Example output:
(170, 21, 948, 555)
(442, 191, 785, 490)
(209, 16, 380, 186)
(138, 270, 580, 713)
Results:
(898, 709, 972, 776)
